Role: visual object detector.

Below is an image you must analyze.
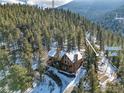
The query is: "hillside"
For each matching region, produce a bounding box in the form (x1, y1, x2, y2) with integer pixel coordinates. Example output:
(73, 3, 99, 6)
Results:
(0, 4, 124, 93)
(60, 0, 124, 20)
(97, 5, 124, 34)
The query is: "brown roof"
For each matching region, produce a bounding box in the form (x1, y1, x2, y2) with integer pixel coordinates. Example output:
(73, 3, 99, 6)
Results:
(99, 75, 108, 83)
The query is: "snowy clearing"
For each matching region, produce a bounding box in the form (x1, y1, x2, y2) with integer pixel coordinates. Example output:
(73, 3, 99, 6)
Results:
(63, 66, 87, 93)
(32, 75, 60, 93)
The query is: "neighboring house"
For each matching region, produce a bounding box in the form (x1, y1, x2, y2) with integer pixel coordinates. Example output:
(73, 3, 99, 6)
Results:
(97, 56, 117, 89)
(47, 48, 84, 73)
(0, 42, 7, 49)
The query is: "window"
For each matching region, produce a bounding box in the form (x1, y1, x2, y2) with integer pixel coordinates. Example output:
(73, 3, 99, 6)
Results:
(65, 60, 67, 64)
(64, 66, 67, 70)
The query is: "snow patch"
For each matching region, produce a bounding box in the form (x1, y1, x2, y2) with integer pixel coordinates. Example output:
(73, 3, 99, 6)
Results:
(48, 48, 57, 57)
(32, 75, 60, 93)
(98, 56, 117, 90)
(63, 66, 86, 93)
(66, 50, 82, 63)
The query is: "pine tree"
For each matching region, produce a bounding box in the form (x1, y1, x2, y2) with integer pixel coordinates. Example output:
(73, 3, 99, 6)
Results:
(7, 65, 32, 92)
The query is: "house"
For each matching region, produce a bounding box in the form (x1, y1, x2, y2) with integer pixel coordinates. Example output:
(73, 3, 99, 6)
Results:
(60, 51, 83, 73)
(47, 48, 84, 73)
(97, 55, 118, 89)
(47, 48, 65, 65)
(0, 42, 7, 49)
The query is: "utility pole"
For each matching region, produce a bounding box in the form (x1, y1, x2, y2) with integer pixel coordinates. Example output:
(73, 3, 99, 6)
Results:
(52, 0, 54, 8)
(50, 0, 55, 45)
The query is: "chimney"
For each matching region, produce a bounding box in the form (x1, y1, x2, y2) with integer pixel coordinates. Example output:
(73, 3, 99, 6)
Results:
(57, 48, 60, 58)
(74, 54, 78, 63)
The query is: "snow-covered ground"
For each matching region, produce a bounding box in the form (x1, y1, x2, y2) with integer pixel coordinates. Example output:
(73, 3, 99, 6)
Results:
(0, 70, 9, 80)
(47, 66, 75, 92)
(32, 66, 75, 93)
(0, 70, 5, 80)
(33, 63, 87, 93)
(32, 75, 60, 93)
(98, 56, 117, 89)
(63, 66, 86, 93)
(0, 0, 73, 8)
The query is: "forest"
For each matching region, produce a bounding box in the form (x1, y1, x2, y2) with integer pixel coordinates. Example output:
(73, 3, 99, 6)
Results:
(0, 4, 124, 93)
(98, 5, 124, 34)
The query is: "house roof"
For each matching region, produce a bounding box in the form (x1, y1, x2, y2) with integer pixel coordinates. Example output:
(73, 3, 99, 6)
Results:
(105, 63, 117, 77)
(59, 50, 66, 58)
(98, 57, 117, 75)
(66, 50, 82, 63)
(99, 75, 109, 83)
(48, 48, 57, 57)
(48, 48, 83, 63)
(48, 48, 66, 58)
